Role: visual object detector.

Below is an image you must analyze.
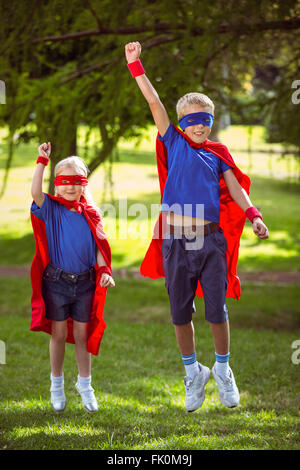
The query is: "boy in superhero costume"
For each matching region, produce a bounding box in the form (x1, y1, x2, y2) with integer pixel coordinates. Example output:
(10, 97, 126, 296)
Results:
(125, 41, 269, 412)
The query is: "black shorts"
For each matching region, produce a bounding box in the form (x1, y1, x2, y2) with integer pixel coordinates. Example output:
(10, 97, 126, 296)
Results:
(42, 263, 96, 323)
(162, 228, 229, 325)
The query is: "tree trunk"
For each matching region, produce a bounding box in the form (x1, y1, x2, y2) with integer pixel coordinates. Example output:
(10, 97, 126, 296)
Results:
(48, 117, 77, 194)
(88, 120, 116, 174)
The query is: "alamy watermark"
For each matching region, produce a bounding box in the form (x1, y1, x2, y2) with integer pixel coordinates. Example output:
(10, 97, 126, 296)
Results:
(291, 340, 300, 365)
(0, 80, 5, 104)
(291, 80, 300, 104)
(99, 200, 206, 250)
(0, 340, 6, 364)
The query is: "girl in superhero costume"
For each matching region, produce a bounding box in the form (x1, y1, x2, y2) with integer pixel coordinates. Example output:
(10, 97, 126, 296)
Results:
(30, 142, 115, 412)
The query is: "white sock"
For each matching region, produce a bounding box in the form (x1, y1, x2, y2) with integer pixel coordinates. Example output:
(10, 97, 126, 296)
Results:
(50, 373, 64, 398)
(78, 374, 91, 387)
(77, 375, 94, 399)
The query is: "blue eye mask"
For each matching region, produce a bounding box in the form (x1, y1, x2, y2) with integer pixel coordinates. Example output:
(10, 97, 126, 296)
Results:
(179, 112, 214, 131)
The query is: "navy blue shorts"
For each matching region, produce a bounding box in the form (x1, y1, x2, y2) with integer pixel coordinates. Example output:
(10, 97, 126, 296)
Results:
(42, 263, 96, 323)
(161, 227, 229, 325)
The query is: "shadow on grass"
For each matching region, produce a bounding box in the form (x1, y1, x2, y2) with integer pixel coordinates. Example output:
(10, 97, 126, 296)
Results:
(0, 232, 35, 265)
(1, 277, 300, 332)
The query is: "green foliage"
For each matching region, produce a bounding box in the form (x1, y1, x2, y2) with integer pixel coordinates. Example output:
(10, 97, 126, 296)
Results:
(0, 0, 299, 194)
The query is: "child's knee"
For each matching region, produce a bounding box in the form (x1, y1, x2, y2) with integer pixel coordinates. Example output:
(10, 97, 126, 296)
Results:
(51, 321, 68, 342)
(73, 322, 88, 344)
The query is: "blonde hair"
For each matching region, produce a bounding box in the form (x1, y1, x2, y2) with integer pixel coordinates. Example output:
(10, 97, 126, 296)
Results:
(54, 156, 98, 210)
(176, 92, 215, 120)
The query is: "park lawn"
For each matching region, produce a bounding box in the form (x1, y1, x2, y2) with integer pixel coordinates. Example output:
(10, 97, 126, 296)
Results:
(0, 277, 299, 450)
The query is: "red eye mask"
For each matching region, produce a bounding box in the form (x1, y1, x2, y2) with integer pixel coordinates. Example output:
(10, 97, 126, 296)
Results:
(54, 175, 88, 186)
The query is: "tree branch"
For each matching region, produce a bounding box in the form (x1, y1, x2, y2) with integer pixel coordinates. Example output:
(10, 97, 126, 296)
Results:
(59, 34, 180, 85)
(59, 57, 119, 84)
(33, 18, 300, 44)
(84, 0, 103, 31)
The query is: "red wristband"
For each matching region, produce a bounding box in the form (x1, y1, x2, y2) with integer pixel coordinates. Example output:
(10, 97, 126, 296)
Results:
(127, 59, 146, 78)
(245, 206, 263, 223)
(98, 266, 112, 277)
(37, 156, 50, 166)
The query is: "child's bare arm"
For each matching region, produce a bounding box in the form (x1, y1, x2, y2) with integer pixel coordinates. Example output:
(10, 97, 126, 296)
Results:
(31, 142, 51, 208)
(96, 249, 115, 288)
(96, 248, 107, 268)
(125, 42, 170, 137)
(223, 169, 269, 239)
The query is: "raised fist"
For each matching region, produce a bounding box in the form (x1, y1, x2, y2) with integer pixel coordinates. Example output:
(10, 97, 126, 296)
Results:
(125, 42, 141, 64)
(38, 142, 51, 158)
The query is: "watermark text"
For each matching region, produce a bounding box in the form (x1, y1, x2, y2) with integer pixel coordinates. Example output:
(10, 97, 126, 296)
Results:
(0, 340, 6, 364)
(291, 340, 300, 365)
(291, 80, 300, 104)
(0, 80, 5, 104)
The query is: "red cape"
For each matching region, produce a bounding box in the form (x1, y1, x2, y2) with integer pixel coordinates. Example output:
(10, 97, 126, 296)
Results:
(140, 124, 251, 300)
(30, 194, 112, 356)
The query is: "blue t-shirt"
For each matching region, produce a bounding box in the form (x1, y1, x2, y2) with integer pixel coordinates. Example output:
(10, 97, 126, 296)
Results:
(158, 124, 232, 222)
(31, 194, 97, 274)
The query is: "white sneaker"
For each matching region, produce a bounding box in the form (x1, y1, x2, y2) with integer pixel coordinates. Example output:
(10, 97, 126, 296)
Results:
(75, 381, 98, 413)
(184, 362, 210, 412)
(212, 363, 240, 408)
(50, 384, 66, 413)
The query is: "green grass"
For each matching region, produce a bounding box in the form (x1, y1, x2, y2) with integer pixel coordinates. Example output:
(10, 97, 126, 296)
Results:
(0, 277, 300, 450)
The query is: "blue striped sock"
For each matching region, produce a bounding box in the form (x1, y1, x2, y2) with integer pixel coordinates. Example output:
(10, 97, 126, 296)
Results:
(182, 352, 199, 379)
(215, 352, 230, 377)
(215, 352, 230, 363)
